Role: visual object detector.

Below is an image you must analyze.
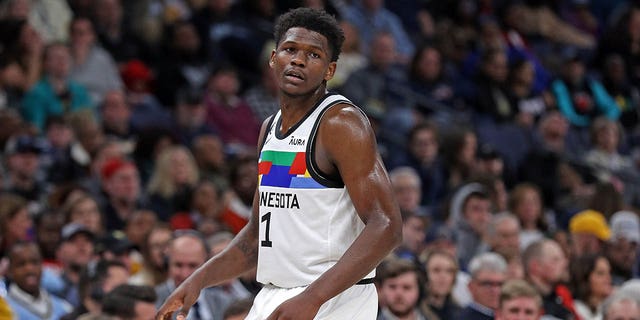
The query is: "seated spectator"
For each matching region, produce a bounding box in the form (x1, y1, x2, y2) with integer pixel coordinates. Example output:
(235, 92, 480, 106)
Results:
(570, 254, 613, 320)
(601, 54, 640, 132)
(395, 210, 428, 264)
(601, 292, 640, 320)
(99, 157, 145, 232)
(45, 223, 96, 307)
(522, 239, 577, 319)
(124, 210, 158, 251)
(21, 43, 93, 132)
(606, 211, 640, 286)
(0, 193, 33, 256)
(390, 167, 427, 217)
(100, 90, 135, 148)
(129, 224, 171, 286)
(43, 115, 88, 184)
(507, 58, 551, 129)
(120, 60, 172, 131)
(342, 0, 415, 61)
(243, 56, 279, 122)
(495, 279, 542, 320)
(147, 145, 199, 221)
(326, 21, 366, 90)
(3, 134, 48, 209)
(471, 48, 515, 124)
(569, 210, 611, 258)
(551, 51, 620, 128)
(0, 18, 44, 99)
(68, 16, 122, 105)
(391, 121, 447, 209)
(62, 194, 105, 237)
(92, 0, 150, 64)
(61, 259, 129, 320)
(34, 211, 64, 270)
(101, 284, 157, 320)
(376, 258, 427, 320)
(440, 128, 478, 193)
(5, 242, 72, 319)
(218, 156, 257, 234)
(508, 183, 551, 251)
(447, 183, 492, 270)
(172, 88, 217, 146)
(461, 252, 508, 320)
(192, 134, 228, 191)
(420, 250, 462, 319)
(485, 213, 523, 279)
(204, 64, 260, 149)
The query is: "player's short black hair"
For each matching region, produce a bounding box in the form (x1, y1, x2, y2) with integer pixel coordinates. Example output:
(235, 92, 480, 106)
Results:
(274, 7, 344, 62)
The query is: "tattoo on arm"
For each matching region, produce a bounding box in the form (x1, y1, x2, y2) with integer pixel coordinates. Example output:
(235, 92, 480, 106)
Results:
(236, 238, 258, 266)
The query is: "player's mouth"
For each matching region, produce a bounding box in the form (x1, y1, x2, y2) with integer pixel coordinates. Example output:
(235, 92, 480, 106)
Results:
(284, 69, 305, 83)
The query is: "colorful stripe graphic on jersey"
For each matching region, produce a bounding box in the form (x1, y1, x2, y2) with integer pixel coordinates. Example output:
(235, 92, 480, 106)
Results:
(259, 151, 324, 189)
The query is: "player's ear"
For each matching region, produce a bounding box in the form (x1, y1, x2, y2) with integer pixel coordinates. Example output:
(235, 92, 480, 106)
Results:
(324, 61, 336, 81)
(269, 50, 276, 68)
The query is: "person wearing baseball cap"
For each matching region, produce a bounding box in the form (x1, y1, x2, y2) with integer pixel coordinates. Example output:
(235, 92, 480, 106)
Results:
(606, 211, 640, 285)
(569, 210, 611, 258)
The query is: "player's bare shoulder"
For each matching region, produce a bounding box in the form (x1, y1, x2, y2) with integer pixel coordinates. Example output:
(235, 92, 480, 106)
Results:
(319, 102, 375, 142)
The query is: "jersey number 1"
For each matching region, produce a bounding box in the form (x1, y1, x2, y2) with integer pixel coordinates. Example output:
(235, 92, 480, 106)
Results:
(261, 212, 273, 247)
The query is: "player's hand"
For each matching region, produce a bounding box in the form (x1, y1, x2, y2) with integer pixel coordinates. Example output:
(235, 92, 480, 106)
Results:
(266, 292, 323, 320)
(155, 276, 202, 320)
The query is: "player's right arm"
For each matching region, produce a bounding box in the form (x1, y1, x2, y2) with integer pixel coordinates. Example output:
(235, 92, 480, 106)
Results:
(156, 117, 271, 320)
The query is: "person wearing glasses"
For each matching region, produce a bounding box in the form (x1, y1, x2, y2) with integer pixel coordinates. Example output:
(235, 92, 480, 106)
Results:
(157, 7, 402, 320)
(460, 252, 508, 320)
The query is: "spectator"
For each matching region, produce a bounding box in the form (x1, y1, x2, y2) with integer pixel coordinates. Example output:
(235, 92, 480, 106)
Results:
(326, 21, 366, 90)
(155, 231, 219, 320)
(485, 213, 523, 279)
(99, 157, 144, 232)
(495, 279, 542, 320)
(92, 0, 149, 63)
(61, 259, 129, 320)
(0, 193, 33, 256)
(420, 250, 462, 320)
(569, 210, 611, 258)
(120, 60, 172, 131)
(100, 90, 135, 148)
(62, 194, 105, 236)
(342, 0, 414, 61)
(447, 182, 492, 270)
(102, 284, 157, 320)
(392, 121, 447, 209)
(3, 134, 48, 207)
(395, 211, 428, 264)
(191, 134, 228, 191)
(68, 17, 123, 105)
(124, 210, 158, 251)
(507, 58, 551, 129)
(601, 292, 640, 320)
(21, 43, 93, 132)
(376, 258, 427, 320)
(0, 18, 44, 97)
(5, 242, 72, 319)
(243, 60, 279, 122)
(340, 31, 410, 141)
(155, 20, 210, 108)
(172, 88, 216, 146)
(601, 54, 640, 131)
(471, 48, 515, 124)
(34, 211, 64, 269)
(570, 254, 613, 320)
(389, 167, 427, 217)
(43, 115, 87, 184)
(461, 252, 508, 320)
(522, 239, 576, 319)
(218, 156, 257, 234)
(508, 183, 550, 251)
(606, 211, 640, 286)
(129, 224, 171, 286)
(46, 223, 96, 307)
(440, 128, 478, 192)
(551, 51, 620, 128)
(204, 64, 260, 149)
(147, 145, 199, 221)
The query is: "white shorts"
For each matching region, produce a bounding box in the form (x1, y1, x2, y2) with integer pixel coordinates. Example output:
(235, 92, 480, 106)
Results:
(245, 283, 377, 319)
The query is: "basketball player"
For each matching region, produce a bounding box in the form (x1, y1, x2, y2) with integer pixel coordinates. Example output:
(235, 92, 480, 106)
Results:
(156, 7, 402, 320)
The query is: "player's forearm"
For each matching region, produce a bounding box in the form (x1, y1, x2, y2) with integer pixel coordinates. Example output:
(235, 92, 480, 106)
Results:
(303, 214, 401, 305)
(193, 224, 259, 289)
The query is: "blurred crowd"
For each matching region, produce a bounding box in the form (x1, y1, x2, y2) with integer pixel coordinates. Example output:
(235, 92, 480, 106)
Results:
(0, 0, 640, 319)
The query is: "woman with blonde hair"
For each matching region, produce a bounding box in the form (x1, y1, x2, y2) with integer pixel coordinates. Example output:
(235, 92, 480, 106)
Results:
(420, 249, 462, 320)
(509, 182, 552, 250)
(62, 194, 104, 236)
(146, 145, 199, 221)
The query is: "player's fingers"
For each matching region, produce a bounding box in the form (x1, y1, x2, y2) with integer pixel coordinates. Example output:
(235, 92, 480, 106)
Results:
(176, 306, 191, 320)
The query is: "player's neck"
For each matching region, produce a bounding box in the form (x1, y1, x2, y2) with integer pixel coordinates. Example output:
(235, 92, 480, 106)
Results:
(278, 85, 326, 132)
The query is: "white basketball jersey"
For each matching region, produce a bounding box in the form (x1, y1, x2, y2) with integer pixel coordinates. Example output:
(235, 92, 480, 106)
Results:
(256, 93, 375, 288)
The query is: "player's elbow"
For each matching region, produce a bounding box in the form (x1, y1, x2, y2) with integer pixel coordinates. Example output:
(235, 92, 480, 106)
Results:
(384, 214, 403, 250)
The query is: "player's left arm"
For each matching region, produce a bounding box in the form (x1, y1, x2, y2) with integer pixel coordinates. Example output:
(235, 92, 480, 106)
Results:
(267, 103, 402, 319)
